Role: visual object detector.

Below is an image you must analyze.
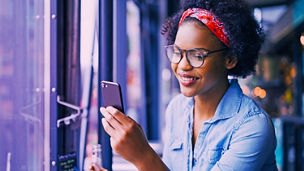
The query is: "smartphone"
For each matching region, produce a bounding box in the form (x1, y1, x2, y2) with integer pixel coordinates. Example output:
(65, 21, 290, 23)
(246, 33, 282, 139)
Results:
(101, 81, 124, 113)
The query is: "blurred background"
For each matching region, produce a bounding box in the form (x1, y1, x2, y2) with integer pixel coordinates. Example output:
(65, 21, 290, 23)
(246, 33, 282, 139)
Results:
(0, 0, 304, 170)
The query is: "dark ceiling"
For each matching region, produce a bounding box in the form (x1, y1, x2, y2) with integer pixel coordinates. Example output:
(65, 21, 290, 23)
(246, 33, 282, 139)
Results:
(244, 0, 294, 7)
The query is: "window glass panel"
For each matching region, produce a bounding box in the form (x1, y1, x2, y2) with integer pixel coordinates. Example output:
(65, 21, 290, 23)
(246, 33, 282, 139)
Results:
(80, 0, 99, 170)
(0, 0, 45, 170)
(126, 0, 143, 125)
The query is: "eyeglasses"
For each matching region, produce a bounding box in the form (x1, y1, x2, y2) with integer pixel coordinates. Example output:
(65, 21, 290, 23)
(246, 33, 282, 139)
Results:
(164, 44, 227, 68)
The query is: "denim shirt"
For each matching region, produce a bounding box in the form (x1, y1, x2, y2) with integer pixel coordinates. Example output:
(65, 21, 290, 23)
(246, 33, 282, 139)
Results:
(162, 79, 277, 171)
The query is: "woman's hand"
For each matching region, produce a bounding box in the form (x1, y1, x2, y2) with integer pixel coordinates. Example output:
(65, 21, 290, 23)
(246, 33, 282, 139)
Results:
(100, 106, 169, 171)
(100, 106, 152, 167)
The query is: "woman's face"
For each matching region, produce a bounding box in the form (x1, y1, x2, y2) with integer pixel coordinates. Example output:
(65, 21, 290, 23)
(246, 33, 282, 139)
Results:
(172, 21, 229, 97)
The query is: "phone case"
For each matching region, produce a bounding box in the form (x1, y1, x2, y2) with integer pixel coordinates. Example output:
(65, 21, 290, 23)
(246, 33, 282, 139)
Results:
(101, 81, 124, 113)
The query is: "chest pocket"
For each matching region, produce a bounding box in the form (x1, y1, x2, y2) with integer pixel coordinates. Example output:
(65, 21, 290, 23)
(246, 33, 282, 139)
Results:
(207, 147, 224, 164)
(169, 138, 183, 151)
(168, 138, 185, 170)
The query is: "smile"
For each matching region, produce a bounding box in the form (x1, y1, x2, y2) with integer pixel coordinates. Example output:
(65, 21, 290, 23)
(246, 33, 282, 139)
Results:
(178, 73, 199, 86)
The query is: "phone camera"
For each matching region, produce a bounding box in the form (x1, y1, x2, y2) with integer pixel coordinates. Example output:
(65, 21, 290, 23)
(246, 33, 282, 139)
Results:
(101, 83, 108, 88)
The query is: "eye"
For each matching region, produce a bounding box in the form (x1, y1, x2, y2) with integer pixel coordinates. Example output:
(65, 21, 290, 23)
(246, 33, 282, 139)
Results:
(172, 47, 180, 53)
(189, 51, 204, 61)
(173, 50, 180, 54)
(172, 52, 181, 58)
(193, 54, 203, 60)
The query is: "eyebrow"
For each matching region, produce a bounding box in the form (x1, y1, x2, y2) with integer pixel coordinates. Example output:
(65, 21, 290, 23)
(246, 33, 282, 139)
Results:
(173, 44, 211, 51)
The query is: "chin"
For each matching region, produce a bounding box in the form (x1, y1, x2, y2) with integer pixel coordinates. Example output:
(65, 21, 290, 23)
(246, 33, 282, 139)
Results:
(180, 87, 196, 97)
(181, 92, 194, 97)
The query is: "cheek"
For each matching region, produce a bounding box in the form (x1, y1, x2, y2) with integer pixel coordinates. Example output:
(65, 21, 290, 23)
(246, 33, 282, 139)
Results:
(171, 63, 177, 74)
(200, 60, 226, 77)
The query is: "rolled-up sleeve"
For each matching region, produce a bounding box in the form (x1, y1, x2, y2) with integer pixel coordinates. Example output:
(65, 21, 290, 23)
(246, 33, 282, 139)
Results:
(211, 114, 276, 171)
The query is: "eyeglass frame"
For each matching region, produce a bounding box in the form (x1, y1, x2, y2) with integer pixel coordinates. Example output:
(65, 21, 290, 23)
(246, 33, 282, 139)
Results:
(164, 44, 228, 68)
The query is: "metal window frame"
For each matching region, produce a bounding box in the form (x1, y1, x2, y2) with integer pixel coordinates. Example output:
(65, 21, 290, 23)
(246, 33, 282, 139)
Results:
(139, 2, 160, 140)
(98, 0, 114, 170)
(49, 0, 58, 170)
(98, 1, 127, 170)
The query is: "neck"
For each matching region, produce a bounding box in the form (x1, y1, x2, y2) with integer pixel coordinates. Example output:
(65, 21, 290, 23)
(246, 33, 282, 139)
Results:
(194, 79, 229, 121)
(192, 78, 230, 148)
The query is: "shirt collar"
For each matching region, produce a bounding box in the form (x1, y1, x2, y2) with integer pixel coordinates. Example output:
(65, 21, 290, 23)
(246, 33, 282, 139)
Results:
(206, 79, 242, 123)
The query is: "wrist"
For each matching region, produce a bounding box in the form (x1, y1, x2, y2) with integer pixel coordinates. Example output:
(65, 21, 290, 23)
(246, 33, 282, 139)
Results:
(134, 146, 168, 171)
(134, 145, 154, 170)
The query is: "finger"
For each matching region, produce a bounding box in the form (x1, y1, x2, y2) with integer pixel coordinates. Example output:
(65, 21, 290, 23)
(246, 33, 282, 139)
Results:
(100, 107, 122, 129)
(89, 164, 108, 171)
(106, 106, 139, 131)
(125, 115, 135, 123)
(101, 118, 116, 137)
(89, 164, 100, 171)
(100, 107, 111, 118)
(106, 106, 129, 123)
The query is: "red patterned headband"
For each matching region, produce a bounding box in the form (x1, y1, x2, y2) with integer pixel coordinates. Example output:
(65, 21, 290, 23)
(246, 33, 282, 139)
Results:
(179, 8, 230, 47)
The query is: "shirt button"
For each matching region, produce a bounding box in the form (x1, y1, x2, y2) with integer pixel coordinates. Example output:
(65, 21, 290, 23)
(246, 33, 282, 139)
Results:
(193, 158, 197, 165)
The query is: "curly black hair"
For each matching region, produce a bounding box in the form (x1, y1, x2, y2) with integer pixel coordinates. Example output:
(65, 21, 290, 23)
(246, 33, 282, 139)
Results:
(162, 0, 264, 78)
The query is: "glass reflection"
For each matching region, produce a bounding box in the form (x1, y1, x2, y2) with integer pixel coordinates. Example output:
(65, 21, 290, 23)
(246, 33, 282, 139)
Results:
(0, 0, 45, 170)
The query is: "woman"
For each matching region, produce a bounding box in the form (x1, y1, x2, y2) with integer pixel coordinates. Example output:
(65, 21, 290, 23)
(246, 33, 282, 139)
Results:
(94, 0, 277, 170)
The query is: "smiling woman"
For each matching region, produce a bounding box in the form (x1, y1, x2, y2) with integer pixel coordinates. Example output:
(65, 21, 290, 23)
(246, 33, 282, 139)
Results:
(95, 0, 277, 171)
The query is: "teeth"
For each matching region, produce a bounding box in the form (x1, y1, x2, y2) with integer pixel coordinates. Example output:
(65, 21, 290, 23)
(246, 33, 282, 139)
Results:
(180, 77, 196, 81)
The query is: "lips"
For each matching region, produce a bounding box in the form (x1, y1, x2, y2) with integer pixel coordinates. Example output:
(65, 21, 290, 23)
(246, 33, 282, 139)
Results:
(178, 73, 199, 86)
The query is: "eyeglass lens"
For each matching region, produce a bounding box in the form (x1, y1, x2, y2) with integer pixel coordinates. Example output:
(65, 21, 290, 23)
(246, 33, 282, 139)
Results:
(165, 45, 206, 67)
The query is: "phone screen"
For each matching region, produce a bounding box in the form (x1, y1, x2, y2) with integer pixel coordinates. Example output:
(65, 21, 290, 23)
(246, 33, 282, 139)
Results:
(101, 81, 124, 113)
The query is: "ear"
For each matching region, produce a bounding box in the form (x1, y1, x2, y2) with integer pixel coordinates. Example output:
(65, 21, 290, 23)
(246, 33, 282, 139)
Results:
(225, 56, 238, 70)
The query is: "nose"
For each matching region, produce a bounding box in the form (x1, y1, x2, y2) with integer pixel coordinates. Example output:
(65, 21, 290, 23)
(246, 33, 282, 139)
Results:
(178, 52, 193, 70)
